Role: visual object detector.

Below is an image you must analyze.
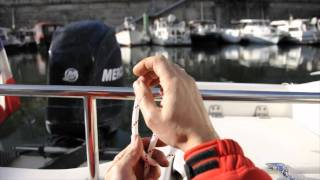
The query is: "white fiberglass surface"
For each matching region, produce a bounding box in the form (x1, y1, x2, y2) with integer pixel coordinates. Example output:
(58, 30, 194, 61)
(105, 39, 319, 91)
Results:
(210, 116, 320, 177)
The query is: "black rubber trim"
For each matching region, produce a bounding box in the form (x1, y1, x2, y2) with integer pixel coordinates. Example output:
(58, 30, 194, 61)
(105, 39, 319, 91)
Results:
(193, 160, 219, 176)
(186, 149, 218, 166)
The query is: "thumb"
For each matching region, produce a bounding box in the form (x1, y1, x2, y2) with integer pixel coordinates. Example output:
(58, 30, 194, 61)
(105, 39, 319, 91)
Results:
(133, 79, 160, 126)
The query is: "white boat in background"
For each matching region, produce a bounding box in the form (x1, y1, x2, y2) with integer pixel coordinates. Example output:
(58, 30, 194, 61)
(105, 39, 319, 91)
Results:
(15, 28, 36, 48)
(116, 17, 150, 46)
(220, 22, 242, 44)
(189, 20, 221, 45)
(221, 28, 241, 43)
(0, 81, 319, 180)
(0, 27, 22, 49)
(239, 19, 281, 44)
(33, 22, 63, 48)
(271, 17, 320, 44)
(150, 14, 191, 46)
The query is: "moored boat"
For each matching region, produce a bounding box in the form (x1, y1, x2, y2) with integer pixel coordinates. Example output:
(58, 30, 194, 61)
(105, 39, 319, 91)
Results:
(271, 17, 320, 44)
(116, 17, 150, 46)
(220, 28, 241, 44)
(0, 27, 22, 52)
(220, 21, 243, 44)
(189, 20, 221, 46)
(15, 28, 37, 50)
(33, 22, 63, 49)
(239, 19, 281, 44)
(150, 14, 191, 46)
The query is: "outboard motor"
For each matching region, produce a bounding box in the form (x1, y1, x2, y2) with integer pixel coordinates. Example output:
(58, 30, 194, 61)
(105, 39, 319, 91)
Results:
(46, 21, 123, 139)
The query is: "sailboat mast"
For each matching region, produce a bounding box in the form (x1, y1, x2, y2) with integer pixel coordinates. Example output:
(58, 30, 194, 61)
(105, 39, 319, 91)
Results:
(11, 7, 16, 30)
(200, 1, 204, 21)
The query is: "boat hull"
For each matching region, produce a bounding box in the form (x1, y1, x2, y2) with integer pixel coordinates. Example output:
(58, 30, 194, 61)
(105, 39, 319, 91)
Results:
(152, 36, 191, 46)
(221, 29, 241, 43)
(116, 30, 150, 46)
(287, 31, 320, 44)
(190, 32, 221, 46)
(244, 34, 280, 44)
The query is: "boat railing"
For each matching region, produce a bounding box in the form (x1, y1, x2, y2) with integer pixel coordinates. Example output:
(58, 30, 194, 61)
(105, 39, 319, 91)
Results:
(0, 84, 319, 180)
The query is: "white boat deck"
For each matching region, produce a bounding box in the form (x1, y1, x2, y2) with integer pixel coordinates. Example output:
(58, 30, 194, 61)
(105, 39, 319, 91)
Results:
(211, 116, 320, 179)
(1, 116, 318, 179)
(0, 81, 319, 179)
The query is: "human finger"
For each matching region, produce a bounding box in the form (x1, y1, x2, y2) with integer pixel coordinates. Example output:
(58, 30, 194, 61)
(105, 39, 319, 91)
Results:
(145, 165, 161, 180)
(119, 135, 143, 166)
(133, 55, 175, 83)
(149, 78, 160, 87)
(105, 145, 131, 174)
(139, 72, 158, 87)
(151, 149, 169, 167)
(133, 79, 161, 129)
(112, 145, 130, 163)
(142, 137, 167, 148)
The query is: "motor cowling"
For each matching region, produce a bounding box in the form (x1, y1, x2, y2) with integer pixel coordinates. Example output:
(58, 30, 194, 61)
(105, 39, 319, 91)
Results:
(46, 20, 123, 138)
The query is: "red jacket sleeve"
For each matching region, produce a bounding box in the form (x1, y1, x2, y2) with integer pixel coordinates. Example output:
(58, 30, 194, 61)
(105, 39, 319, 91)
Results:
(184, 139, 272, 180)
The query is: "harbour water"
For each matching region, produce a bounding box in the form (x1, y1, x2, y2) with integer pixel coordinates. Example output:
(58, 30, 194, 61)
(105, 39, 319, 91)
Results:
(0, 45, 319, 161)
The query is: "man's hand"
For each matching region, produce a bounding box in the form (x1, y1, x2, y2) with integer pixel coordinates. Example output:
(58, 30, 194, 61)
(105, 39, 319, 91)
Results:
(105, 135, 169, 180)
(133, 55, 219, 151)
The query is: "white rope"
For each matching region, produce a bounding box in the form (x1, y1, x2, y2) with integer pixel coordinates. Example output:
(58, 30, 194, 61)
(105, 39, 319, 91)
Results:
(131, 96, 159, 178)
(144, 134, 159, 177)
(131, 96, 140, 137)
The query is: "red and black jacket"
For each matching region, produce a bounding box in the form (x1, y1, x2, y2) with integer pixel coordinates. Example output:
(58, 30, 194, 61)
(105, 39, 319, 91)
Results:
(184, 139, 272, 180)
